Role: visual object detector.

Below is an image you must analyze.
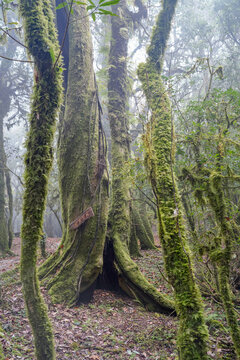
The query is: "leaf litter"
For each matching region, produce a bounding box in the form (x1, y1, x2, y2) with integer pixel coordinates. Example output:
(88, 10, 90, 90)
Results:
(0, 238, 236, 359)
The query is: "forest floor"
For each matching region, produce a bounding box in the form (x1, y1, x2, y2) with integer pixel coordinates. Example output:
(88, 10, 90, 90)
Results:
(0, 238, 237, 360)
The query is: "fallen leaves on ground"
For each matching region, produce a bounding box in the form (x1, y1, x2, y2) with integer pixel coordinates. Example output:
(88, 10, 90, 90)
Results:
(0, 238, 236, 359)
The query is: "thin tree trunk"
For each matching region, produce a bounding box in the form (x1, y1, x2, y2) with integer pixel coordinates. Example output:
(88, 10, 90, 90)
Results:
(5, 169, 13, 249)
(0, 39, 16, 253)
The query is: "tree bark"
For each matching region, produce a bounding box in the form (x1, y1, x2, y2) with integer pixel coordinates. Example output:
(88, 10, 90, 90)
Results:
(0, 39, 16, 253)
(19, 0, 62, 358)
(138, 0, 209, 358)
(107, 0, 174, 313)
(133, 207, 157, 250)
(39, 3, 109, 305)
(39, 0, 174, 314)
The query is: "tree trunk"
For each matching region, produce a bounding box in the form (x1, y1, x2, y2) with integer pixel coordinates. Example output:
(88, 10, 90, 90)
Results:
(39, 0, 174, 314)
(39, 3, 109, 305)
(206, 164, 240, 358)
(129, 206, 142, 257)
(5, 169, 13, 249)
(19, 0, 62, 358)
(137, 0, 209, 358)
(107, 0, 174, 313)
(0, 39, 16, 253)
(133, 207, 157, 250)
(0, 124, 8, 254)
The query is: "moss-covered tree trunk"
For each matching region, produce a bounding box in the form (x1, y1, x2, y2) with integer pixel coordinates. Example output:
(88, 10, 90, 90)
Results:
(137, 0, 209, 358)
(19, 0, 62, 358)
(199, 139, 240, 358)
(39, 3, 109, 305)
(107, 0, 174, 313)
(207, 171, 240, 358)
(39, 0, 174, 314)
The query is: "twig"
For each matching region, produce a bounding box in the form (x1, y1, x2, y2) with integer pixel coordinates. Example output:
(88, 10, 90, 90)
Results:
(0, 54, 33, 63)
(0, 27, 27, 49)
(157, 264, 171, 284)
(0, 165, 23, 186)
(134, 182, 157, 207)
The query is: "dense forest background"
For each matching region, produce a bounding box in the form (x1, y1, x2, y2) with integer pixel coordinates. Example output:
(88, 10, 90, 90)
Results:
(0, 0, 240, 359)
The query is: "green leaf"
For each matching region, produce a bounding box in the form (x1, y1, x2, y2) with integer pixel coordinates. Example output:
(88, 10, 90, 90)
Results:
(91, 12, 96, 21)
(99, 0, 120, 7)
(73, 0, 86, 3)
(97, 9, 117, 15)
(87, 0, 95, 5)
(56, 1, 68, 10)
(87, 4, 95, 10)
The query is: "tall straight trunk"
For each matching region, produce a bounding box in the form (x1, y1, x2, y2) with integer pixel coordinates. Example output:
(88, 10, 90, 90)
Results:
(0, 123, 7, 253)
(39, 3, 109, 305)
(5, 168, 13, 249)
(0, 39, 16, 253)
(138, 0, 209, 358)
(19, 0, 62, 358)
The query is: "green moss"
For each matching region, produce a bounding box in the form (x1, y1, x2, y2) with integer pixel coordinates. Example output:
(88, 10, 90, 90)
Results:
(0, 324, 4, 360)
(19, 0, 62, 359)
(38, 4, 109, 306)
(203, 169, 240, 358)
(113, 232, 175, 313)
(137, 1, 209, 356)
